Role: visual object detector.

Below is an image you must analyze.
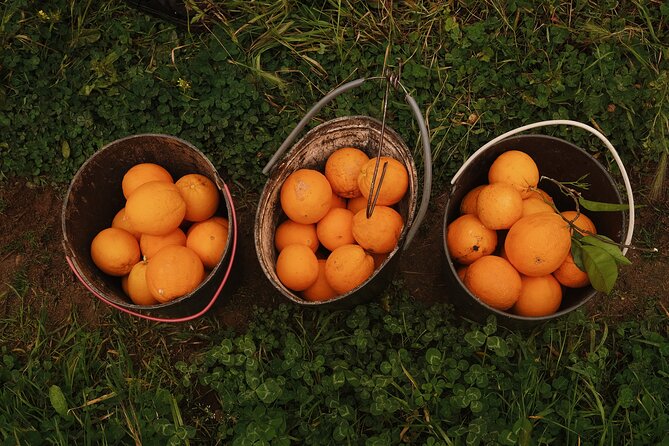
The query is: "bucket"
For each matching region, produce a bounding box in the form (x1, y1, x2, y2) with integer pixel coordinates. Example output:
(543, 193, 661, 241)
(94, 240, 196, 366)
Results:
(443, 120, 635, 328)
(255, 77, 432, 308)
(61, 134, 238, 322)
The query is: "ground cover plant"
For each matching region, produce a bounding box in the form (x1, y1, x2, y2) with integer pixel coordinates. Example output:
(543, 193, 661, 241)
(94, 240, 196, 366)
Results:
(1, 0, 668, 444)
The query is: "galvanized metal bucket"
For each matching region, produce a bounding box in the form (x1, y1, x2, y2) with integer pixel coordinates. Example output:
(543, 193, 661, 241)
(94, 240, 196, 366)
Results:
(255, 77, 432, 308)
(62, 134, 238, 322)
(442, 120, 635, 328)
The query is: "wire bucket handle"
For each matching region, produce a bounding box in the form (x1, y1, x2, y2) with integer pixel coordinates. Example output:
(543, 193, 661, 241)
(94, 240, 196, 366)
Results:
(262, 77, 432, 250)
(451, 119, 635, 255)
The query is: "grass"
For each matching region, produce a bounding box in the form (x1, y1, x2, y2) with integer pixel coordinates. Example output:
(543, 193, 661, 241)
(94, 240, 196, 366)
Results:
(0, 0, 668, 444)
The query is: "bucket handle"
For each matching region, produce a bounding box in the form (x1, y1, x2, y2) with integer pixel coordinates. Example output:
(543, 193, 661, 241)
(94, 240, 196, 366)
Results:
(262, 77, 432, 250)
(451, 119, 634, 255)
(64, 182, 238, 323)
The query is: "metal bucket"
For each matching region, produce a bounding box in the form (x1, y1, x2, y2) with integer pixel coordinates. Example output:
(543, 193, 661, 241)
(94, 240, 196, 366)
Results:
(255, 77, 432, 308)
(442, 120, 635, 328)
(61, 134, 238, 322)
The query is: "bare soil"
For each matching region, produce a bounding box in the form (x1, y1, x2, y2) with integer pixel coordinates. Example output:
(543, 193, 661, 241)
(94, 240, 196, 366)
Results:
(1, 166, 667, 332)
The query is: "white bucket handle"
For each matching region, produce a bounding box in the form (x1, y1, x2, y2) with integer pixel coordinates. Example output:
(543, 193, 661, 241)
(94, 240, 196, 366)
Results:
(451, 119, 634, 255)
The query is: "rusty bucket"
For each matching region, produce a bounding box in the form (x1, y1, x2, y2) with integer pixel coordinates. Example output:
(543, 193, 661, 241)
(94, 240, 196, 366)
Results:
(61, 134, 238, 322)
(255, 77, 432, 308)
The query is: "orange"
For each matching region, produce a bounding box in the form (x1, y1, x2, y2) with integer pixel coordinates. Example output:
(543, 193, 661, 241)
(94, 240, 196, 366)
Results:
(111, 207, 141, 240)
(553, 253, 590, 288)
(175, 173, 220, 222)
(186, 218, 229, 269)
(526, 188, 554, 204)
(460, 185, 485, 215)
(125, 181, 187, 236)
(347, 195, 368, 215)
(316, 208, 355, 251)
(210, 216, 229, 230)
(280, 169, 332, 224)
(560, 210, 597, 236)
(122, 163, 173, 199)
(513, 274, 562, 317)
(324, 244, 375, 294)
(125, 261, 159, 306)
(522, 197, 555, 217)
(274, 220, 319, 252)
(276, 243, 319, 291)
(463, 255, 521, 310)
(90, 227, 141, 276)
(505, 212, 571, 276)
(352, 206, 404, 254)
(140, 228, 187, 260)
(446, 214, 498, 265)
(330, 194, 347, 209)
(325, 147, 370, 198)
(476, 183, 523, 230)
(145, 245, 205, 302)
(456, 265, 468, 282)
(488, 150, 540, 198)
(357, 157, 408, 206)
(302, 259, 338, 302)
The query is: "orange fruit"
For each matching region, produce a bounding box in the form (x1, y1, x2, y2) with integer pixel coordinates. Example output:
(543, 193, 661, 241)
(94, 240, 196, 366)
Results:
(505, 212, 571, 276)
(526, 188, 554, 204)
(274, 220, 319, 252)
(302, 259, 338, 302)
(111, 207, 141, 240)
(316, 208, 355, 251)
(324, 244, 375, 294)
(125, 181, 187, 236)
(513, 274, 562, 317)
(347, 195, 368, 215)
(463, 255, 522, 310)
(560, 210, 597, 236)
(476, 183, 523, 230)
(330, 194, 347, 209)
(140, 228, 187, 260)
(553, 253, 590, 288)
(488, 150, 540, 198)
(122, 163, 173, 199)
(145, 245, 205, 302)
(522, 197, 555, 217)
(325, 147, 370, 198)
(90, 227, 141, 276)
(175, 173, 220, 222)
(352, 206, 404, 254)
(460, 185, 485, 215)
(446, 214, 498, 265)
(276, 243, 319, 291)
(357, 157, 408, 206)
(280, 169, 332, 224)
(186, 218, 229, 269)
(125, 261, 159, 306)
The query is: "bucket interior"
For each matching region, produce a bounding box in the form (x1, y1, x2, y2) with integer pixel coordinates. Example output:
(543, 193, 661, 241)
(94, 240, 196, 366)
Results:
(62, 134, 235, 314)
(443, 135, 627, 324)
(255, 116, 418, 307)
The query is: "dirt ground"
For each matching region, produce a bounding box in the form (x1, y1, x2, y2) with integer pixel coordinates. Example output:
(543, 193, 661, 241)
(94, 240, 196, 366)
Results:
(1, 164, 667, 332)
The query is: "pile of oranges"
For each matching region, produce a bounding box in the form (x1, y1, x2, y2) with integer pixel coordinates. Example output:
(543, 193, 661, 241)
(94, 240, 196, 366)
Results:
(90, 163, 228, 306)
(446, 150, 597, 317)
(274, 147, 409, 302)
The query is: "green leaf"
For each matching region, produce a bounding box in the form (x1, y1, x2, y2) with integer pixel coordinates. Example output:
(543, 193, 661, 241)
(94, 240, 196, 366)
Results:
(578, 197, 629, 212)
(581, 245, 619, 294)
(255, 378, 282, 404)
(49, 385, 68, 418)
(61, 140, 70, 159)
(571, 239, 586, 271)
(580, 235, 632, 265)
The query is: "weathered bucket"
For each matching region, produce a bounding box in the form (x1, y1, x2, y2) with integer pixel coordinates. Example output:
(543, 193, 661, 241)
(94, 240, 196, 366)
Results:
(255, 77, 432, 308)
(443, 120, 635, 328)
(61, 134, 238, 322)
